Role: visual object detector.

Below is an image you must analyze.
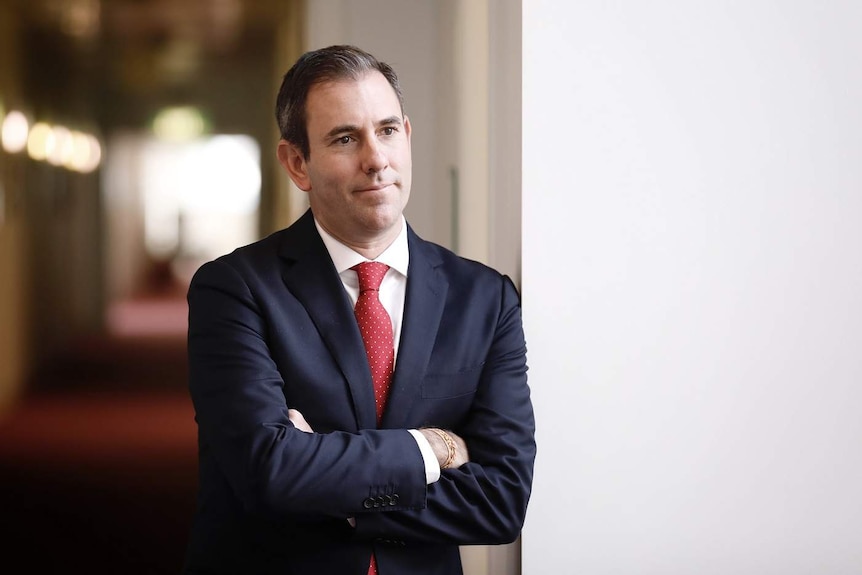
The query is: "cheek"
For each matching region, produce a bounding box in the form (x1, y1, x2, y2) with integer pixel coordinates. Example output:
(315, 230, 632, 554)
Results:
(395, 150, 412, 177)
(310, 166, 346, 194)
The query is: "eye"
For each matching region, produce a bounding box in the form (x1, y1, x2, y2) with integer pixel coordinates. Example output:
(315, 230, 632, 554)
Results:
(381, 127, 396, 136)
(336, 135, 352, 145)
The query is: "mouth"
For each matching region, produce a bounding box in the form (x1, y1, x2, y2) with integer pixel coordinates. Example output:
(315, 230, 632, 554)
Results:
(355, 183, 395, 193)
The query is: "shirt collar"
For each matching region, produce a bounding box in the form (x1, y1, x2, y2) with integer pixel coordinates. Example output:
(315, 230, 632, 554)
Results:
(314, 216, 409, 278)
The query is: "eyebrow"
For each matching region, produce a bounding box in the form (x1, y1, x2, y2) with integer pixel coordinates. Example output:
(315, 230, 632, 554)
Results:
(378, 116, 403, 128)
(323, 116, 403, 140)
(324, 124, 359, 140)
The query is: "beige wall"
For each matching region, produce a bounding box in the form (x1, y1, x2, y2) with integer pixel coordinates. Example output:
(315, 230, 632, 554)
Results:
(0, 1, 31, 413)
(0, 2, 107, 410)
(303, 2, 523, 574)
(0, 212, 30, 413)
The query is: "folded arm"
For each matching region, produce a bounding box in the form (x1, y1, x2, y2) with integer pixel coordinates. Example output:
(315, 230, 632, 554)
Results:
(189, 260, 535, 543)
(188, 259, 429, 520)
(352, 275, 536, 545)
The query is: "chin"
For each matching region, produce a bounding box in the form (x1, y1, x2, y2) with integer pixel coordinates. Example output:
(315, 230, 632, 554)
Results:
(361, 207, 401, 232)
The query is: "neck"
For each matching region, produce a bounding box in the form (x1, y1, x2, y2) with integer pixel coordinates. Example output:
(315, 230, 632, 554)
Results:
(318, 218, 403, 260)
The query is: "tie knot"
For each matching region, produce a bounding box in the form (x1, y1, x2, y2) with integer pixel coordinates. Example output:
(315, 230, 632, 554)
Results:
(352, 261, 390, 292)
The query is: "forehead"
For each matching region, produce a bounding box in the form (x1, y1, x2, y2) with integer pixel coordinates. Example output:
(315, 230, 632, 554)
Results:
(305, 71, 402, 131)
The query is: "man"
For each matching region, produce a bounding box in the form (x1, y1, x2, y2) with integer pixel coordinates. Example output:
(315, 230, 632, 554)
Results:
(183, 45, 535, 575)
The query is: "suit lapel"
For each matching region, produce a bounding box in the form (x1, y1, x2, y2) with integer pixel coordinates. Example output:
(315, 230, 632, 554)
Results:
(382, 228, 448, 429)
(278, 211, 377, 430)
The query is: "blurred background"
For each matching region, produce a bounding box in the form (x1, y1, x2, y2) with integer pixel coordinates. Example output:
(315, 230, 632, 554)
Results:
(0, 0, 299, 572)
(6, 2, 862, 574)
(0, 0, 522, 573)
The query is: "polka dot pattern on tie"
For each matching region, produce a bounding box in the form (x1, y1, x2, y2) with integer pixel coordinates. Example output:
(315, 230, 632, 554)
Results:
(352, 261, 394, 428)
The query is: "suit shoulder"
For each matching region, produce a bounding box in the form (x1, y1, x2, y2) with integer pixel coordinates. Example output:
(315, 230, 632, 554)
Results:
(216, 229, 285, 266)
(413, 234, 517, 289)
(211, 210, 315, 273)
(428, 242, 497, 274)
(190, 228, 289, 288)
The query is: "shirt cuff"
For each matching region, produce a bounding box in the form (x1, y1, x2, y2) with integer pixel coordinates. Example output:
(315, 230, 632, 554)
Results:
(408, 429, 441, 484)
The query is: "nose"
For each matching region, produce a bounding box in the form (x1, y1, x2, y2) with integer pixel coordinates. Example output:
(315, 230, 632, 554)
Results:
(361, 137, 388, 174)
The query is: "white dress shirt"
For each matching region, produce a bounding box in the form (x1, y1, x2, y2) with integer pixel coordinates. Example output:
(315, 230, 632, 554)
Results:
(314, 217, 440, 485)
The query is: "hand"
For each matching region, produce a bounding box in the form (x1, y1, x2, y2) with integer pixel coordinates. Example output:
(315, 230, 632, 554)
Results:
(288, 409, 313, 433)
(447, 430, 470, 468)
(419, 428, 470, 470)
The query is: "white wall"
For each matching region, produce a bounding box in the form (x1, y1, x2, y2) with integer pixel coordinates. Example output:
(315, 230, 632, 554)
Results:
(522, 2, 862, 573)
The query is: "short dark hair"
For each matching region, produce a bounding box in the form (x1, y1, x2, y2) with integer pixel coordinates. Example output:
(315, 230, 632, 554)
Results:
(275, 45, 405, 159)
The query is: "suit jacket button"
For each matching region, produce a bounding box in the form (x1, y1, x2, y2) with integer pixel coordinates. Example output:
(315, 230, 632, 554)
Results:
(390, 494, 399, 505)
(363, 498, 374, 509)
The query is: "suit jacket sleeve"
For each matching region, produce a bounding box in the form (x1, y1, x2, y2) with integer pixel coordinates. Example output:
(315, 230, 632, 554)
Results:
(353, 274, 536, 545)
(187, 257, 429, 520)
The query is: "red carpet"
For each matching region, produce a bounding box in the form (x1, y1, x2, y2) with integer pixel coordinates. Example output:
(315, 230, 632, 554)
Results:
(0, 327, 198, 573)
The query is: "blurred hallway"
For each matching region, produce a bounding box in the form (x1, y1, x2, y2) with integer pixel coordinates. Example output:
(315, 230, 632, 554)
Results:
(0, 0, 300, 571)
(0, 224, 195, 571)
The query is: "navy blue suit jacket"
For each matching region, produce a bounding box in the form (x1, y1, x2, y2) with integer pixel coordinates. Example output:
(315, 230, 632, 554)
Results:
(183, 210, 536, 575)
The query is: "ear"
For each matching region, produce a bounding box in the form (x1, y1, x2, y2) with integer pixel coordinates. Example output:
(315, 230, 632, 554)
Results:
(404, 115, 412, 145)
(277, 139, 311, 191)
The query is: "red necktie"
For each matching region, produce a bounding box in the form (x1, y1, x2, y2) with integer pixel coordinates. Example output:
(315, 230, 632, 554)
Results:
(352, 262, 394, 575)
(352, 261, 394, 427)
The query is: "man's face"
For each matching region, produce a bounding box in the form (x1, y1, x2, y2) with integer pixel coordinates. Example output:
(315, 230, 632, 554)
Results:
(280, 70, 412, 251)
